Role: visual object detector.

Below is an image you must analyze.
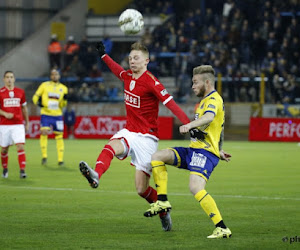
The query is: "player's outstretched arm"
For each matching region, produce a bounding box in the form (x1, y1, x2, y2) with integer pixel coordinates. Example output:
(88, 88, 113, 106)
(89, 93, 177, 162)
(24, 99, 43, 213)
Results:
(96, 41, 125, 80)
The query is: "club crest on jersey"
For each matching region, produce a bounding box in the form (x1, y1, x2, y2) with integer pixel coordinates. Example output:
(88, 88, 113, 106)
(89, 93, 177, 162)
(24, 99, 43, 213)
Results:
(129, 80, 136, 91)
(9, 91, 14, 98)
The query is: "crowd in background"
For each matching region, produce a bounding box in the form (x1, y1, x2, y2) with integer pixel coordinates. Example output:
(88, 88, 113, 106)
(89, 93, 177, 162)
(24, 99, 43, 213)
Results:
(47, 0, 300, 104)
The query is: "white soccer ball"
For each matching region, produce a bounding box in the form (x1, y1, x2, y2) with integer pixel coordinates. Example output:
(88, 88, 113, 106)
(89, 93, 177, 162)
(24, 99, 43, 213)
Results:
(119, 9, 144, 35)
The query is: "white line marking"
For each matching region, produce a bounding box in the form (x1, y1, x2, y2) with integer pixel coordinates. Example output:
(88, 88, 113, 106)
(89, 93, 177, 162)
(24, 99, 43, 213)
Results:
(1, 185, 299, 201)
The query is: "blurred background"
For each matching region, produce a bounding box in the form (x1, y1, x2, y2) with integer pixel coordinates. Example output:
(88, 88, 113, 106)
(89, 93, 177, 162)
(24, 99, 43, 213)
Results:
(0, 0, 300, 141)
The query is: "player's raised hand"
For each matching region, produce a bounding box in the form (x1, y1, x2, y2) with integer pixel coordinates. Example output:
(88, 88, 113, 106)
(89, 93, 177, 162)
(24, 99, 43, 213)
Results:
(95, 41, 106, 57)
(220, 149, 232, 162)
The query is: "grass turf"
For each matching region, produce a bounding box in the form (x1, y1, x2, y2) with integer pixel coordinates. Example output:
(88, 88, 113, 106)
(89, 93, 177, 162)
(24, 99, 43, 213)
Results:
(0, 139, 299, 249)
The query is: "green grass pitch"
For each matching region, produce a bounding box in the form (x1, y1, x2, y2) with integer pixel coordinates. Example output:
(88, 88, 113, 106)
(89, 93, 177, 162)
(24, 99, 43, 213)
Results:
(0, 139, 299, 249)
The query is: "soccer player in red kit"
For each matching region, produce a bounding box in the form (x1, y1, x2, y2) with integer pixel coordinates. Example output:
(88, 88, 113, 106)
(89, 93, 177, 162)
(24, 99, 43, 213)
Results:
(0, 71, 29, 178)
(79, 42, 190, 231)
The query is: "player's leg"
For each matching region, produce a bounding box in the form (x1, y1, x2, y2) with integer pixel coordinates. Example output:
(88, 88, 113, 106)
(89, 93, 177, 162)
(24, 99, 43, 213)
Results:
(188, 150, 231, 239)
(40, 129, 49, 164)
(0, 125, 11, 178)
(79, 138, 124, 188)
(55, 132, 64, 165)
(53, 116, 65, 165)
(40, 115, 51, 165)
(135, 169, 157, 202)
(144, 148, 184, 217)
(11, 124, 27, 178)
(16, 143, 27, 178)
(1, 147, 9, 178)
(135, 169, 172, 231)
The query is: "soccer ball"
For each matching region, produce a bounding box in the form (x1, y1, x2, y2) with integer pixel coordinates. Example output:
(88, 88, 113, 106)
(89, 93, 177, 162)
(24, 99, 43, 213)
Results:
(119, 9, 144, 35)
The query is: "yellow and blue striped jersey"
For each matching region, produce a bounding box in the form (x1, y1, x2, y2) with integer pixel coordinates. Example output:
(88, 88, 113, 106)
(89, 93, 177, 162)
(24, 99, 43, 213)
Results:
(32, 81, 68, 116)
(189, 90, 224, 158)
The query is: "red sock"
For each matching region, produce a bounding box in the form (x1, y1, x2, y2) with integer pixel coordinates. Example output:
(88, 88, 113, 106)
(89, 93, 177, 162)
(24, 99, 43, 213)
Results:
(1, 152, 8, 169)
(139, 186, 158, 203)
(94, 145, 115, 178)
(18, 150, 26, 170)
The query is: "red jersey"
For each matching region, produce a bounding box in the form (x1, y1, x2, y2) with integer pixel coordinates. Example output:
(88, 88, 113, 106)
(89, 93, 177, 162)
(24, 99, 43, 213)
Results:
(0, 86, 26, 125)
(103, 55, 173, 138)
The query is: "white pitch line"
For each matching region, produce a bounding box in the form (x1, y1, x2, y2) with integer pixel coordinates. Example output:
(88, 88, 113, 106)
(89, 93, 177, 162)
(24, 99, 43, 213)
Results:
(1, 185, 300, 201)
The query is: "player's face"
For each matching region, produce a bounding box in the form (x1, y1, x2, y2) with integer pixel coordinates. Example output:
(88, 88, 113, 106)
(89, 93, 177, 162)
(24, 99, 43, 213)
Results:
(192, 74, 206, 97)
(50, 70, 60, 82)
(3, 72, 15, 87)
(128, 50, 149, 74)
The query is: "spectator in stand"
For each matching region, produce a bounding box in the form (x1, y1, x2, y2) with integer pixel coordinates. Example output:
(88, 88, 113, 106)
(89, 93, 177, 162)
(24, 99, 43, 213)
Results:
(165, 22, 177, 51)
(78, 83, 91, 102)
(78, 35, 89, 65)
(84, 46, 98, 74)
(176, 36, 189, 52)
(89, 64, 102, 78)
(250, 31, 266, 70)
(102, 35, 113, 55)
(48, 34, 62, 69)
(64, 36, 80, 69)
(63, 55, 86, 84)
(68, 87, 79, 103)
(141, 27, 153, 48)
(204, 8, 215, 26)
(266, 32, 279, 53)
(106, 85, 120, 102)
(64, 104, 76, 139)
(289, 18, 300, 38)
(162, 1, 174, 16)
(148, 55, 160, 76)
(282, 75, 296, 104)
(223, 0, 234, 18)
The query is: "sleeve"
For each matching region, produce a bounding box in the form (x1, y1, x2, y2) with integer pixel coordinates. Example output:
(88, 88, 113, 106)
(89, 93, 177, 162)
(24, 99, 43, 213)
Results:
(21, 89, 27, 106)
(149, 78, 173, 104)
(60, 86, 68, 109)
(32, 83, 44, 104)
(102, 55, 126, 81)
(204, 96, 218, 116)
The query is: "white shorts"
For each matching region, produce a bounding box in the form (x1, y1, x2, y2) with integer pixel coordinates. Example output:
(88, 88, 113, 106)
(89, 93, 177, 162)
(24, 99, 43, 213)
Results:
(111, 129, 159, 175)
(0, 124, 25, 147)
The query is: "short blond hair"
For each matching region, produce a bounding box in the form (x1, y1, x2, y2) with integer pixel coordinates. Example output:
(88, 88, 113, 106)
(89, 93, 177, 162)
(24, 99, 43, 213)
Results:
(193, 65, 215, 85)
(131, 42, 149, 58)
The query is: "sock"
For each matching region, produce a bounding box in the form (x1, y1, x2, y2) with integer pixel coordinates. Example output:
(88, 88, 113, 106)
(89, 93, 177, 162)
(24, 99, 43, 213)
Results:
(152, 160, 168, 197)
(94, 145, 115, 178)
(55, 134, 64, 162)
(1, 152, 8, 169)
(140, 185, 167, 218)
(139, 186, 157, 203)
(195, 190, 223, 226)
(40, 134, 48, 158)
(18, 149, 26, 170)
(215, 220, 227, 229)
